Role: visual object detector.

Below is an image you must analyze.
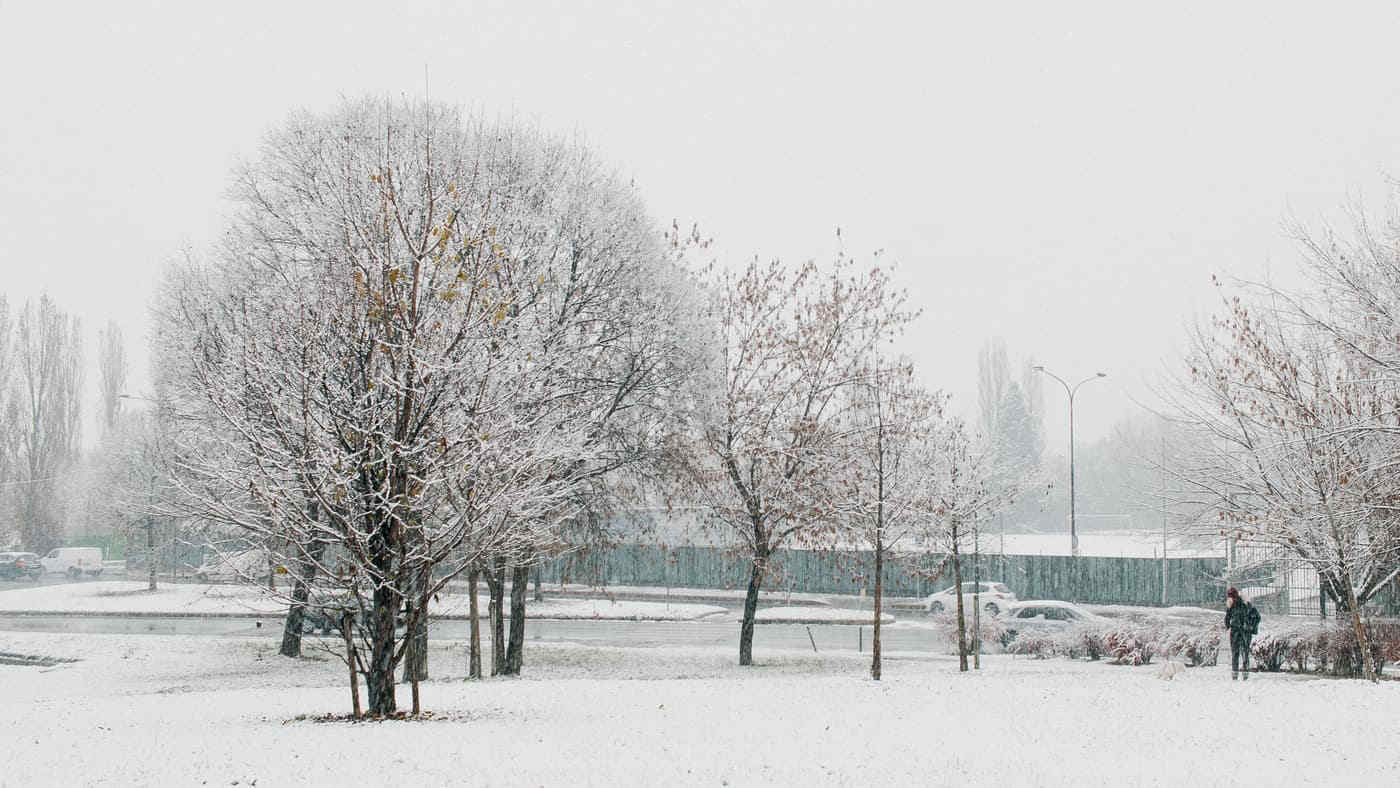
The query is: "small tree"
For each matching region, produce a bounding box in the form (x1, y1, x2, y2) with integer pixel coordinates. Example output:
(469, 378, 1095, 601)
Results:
(924, 420, 1006, 672)
(837, 356, 942, 679)
(678, 253, 916, 666)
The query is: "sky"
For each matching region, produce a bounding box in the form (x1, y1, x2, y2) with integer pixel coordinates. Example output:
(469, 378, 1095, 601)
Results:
(4, 1, 1400, 452)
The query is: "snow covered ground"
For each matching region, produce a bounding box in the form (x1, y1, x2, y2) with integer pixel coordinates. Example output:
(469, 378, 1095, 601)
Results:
(1, 630, 1395, 785)
(0, 582, 728, 621)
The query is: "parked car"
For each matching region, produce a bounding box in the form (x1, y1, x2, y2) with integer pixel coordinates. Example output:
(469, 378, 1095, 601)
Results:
(1001, 600, 1107, 643)
(41, 547, 105, 580)
(0, 552, 44, 581)
(194, 549, 274, 583)
(924, 582, 1017, 617)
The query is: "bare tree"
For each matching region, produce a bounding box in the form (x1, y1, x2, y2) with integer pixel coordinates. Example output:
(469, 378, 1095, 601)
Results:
(14, 295, 84, 554)
(678, 254, 916, 666)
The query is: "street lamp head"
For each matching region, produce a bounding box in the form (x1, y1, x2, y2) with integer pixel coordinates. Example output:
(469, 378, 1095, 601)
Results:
(1033, 365, 1045, 372)
(1096, 372, 1107, 378)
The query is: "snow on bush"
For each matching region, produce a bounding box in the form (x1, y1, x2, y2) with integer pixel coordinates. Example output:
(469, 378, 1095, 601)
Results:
(1103, 628, 1156, 666)
(928, 613, 1008, 656)
(1162, 628, 1220, 667)
(1050, 626, 1106, 661)
(1002, 611, 1398, 676)
(1007, 633, 1057, 659)
(1246, 619, 1399, 677)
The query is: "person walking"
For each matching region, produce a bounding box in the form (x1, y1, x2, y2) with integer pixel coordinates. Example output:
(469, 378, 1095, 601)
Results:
(1224, 587, 1260, 680)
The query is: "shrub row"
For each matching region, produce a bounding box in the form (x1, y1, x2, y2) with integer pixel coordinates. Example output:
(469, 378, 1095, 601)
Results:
(1005, 618, 1399, 677)
(1007, 624, 1184, 666)
(1248, 620, 1399, 677)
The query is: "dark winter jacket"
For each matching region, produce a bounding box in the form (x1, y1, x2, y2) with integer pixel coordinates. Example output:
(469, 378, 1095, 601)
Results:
(1225, 601, 1260, 635)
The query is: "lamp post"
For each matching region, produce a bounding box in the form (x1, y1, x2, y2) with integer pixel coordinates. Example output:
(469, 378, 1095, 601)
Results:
(119, 394, 160, 591)
(1033, 367, 1106, 557)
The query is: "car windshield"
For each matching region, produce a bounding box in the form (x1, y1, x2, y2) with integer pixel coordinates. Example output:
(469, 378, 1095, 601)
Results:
(993, 584, 1011, 594)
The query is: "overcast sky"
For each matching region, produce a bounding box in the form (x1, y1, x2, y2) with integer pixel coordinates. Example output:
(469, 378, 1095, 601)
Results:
(4, 1, 1400, 452)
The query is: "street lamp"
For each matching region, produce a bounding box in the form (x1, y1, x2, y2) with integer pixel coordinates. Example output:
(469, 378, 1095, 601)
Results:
(1033, 367, 1107, 557)
(119, 393, 160, 590)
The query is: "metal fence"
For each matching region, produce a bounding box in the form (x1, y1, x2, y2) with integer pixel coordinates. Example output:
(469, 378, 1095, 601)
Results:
(1228, 539, 1400, 617)
(538, 544, 1229, 607)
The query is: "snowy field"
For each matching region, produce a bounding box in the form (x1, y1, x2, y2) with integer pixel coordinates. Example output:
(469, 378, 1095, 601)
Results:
(0, 582, 728, 621)
(2, 631, 1396, 786)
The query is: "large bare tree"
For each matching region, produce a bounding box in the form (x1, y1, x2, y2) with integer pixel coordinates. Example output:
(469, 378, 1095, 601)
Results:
(154, 98, 694, 714)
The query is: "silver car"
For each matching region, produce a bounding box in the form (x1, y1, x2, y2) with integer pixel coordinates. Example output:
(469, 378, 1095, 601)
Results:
(1002, 600, 1106, 642)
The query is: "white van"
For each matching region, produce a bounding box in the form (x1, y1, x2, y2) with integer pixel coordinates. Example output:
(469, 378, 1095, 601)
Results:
(42, 547, 105, 580)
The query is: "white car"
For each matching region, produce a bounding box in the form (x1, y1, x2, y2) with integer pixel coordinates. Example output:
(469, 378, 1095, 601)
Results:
(1002, 600, 1107, 641)
(924, 582, 1017, 617)
(41, 547, 105, 580)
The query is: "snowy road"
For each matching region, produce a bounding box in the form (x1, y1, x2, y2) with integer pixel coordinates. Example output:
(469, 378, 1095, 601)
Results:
(0, 613, 949, 654)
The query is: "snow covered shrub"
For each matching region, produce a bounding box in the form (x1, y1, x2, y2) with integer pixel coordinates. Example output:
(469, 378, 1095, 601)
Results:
(1051, 626, 1106, 661)
(931, 615, 1009, 656)
(1169, 627, 1221, 667)
(1103, 628, 1155, 666)
(1285, 636, 1313, 673)
(1162, 629, 1213, 667)
(1377, 621, 1400, 667)
(1317, 621, 1395, 678)
(1007, 634, 1057, 659)
(1250, 633, 1290, 672)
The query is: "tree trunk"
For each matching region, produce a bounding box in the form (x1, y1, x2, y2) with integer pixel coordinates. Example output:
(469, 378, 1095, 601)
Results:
(534, 566, 544, 602)
(487, 556, 506, 676)
(1341, 577, 1378, 682)
(871, 538, 883, 681)
(280, 538, 325, 658)
(953, 527, 968, 672)
(364, 583, 399, 716)
(402, 582, 429, 685)
(505, 563, 529, 675)
(739, 548, 768, 666)
(341, 611, 361, 719)
(467, 567, 482, 680)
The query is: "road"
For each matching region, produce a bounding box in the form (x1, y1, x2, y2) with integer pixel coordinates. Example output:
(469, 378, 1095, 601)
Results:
(0, 613, 947, 654)
(0, 574, 947, 653)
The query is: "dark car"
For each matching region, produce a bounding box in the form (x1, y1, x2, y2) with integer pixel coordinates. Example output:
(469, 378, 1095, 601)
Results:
(0, 552, 44, 581)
